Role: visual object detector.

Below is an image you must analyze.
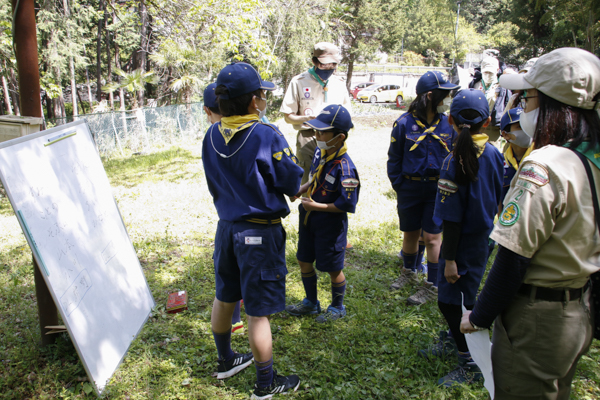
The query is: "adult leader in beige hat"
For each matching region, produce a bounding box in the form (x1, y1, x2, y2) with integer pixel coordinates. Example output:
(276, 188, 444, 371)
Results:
(280, 42, 351, 185)
(461, 47, 600, 400)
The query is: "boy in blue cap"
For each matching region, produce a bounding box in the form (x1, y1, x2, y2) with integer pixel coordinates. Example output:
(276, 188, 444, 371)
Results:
(430, 88, 504, 387)
(202, 62, 303, 399)
(203, 82, 245, 335)
(285, 104, 360, 322)
(499, 107, 532, 210)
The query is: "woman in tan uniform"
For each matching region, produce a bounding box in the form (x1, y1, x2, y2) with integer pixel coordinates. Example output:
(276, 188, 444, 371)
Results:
(460, 47, 600, 400)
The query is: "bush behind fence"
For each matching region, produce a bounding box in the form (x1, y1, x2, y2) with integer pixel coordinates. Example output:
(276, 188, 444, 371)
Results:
(46, 102, 209, 156)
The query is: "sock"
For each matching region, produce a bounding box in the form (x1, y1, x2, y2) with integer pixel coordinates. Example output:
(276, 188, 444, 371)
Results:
(255, 358, 274, 388)
(212, 330, 234, 361)
(416, 242, 426, 268)
(437, 301, 468, 352)
(427, 261, 439, 286)
(231, 301, 241, 325)
(331, 279, 346, 309)
(301, 269, 318, 304)
(458, 350, 473, 362)
(401, 250, 418, 271)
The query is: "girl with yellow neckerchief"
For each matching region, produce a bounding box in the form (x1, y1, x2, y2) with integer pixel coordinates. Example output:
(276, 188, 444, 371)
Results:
(285, 104, 359, 323)
(387, 71, 459, 306)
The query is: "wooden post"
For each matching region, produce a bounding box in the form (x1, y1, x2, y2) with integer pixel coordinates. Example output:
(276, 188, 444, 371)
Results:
(11, 0, 59, 347)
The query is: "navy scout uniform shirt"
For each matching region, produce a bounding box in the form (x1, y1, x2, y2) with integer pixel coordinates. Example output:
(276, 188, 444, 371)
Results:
(308, 148, 360, 216)
(387, 113, 456, 189)
(202, 122, 303, 222)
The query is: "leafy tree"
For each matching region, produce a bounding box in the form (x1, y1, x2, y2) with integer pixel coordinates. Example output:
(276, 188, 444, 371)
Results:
(102, 68, 157, 109)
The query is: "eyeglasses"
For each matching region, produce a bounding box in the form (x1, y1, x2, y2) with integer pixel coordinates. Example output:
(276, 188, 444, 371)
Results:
(519, 95, 538, 109)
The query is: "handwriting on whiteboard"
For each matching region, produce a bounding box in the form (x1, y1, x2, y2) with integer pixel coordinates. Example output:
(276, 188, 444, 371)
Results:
(60, 269, 93, 316)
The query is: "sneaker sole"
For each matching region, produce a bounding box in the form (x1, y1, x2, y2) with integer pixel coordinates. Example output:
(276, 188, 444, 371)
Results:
(216, 357, 254, 379)
(285, 308, 321, 316)
(251, 380, 300, 399)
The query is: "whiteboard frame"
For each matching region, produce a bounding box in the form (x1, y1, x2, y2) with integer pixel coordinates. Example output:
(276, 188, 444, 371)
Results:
(0, 120, 155, 396)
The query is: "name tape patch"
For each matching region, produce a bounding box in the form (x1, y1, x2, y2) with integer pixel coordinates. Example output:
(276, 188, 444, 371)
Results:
(518, 162, 549, 186)
(245, 237, 262, 245)
(341, 178, 359, 188)
(325, 174, 336, 184)
(438, 179, 458, 194)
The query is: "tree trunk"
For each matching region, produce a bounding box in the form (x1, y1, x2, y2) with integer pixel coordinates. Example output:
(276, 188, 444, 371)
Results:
(85, 66, 93, 106)
(345, 59, 354, 94)
(105, 4, 113, 109)
(96, 0, 105, 102)
(136, 0, 148, 108)
(77, 89, 86, 114)
(1, 74, 13, 114)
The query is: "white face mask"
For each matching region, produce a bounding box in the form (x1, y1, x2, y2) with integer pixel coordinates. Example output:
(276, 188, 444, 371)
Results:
(255, 96, 267, 119)
(507, 129, 532, 148)
(437, 97, 452, 113)
(519, 108, 539, 138)
(483, 71, 495, 85)
(317, 134, 341, 151)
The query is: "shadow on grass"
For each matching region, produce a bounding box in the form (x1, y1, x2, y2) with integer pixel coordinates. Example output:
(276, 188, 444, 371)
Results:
(102, 147, 202, 188)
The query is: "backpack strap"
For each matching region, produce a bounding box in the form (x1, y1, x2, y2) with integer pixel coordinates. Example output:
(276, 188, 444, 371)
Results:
(569, 148, 600, 228)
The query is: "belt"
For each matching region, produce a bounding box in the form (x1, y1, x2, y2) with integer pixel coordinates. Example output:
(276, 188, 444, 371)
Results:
(518, 281, 590, 302)
(403, 175, 439, 182)
(245, 218, 282, 225)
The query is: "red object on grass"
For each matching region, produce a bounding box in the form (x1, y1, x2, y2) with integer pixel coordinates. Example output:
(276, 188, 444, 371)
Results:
(166, 291, 188, 313)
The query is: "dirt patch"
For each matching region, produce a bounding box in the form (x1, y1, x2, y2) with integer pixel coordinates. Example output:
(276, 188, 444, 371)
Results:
(353, 112, 404, 129)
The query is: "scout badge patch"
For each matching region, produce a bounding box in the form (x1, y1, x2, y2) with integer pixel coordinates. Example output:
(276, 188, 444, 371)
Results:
(438, 179, 458, 194)
(499, 201, 520, 226)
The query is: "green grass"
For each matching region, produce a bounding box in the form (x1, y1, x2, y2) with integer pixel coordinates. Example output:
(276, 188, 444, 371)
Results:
(1, 116, 599, 399)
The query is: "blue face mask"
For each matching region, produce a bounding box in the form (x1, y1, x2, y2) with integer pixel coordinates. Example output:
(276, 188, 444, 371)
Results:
(315, 67, 335, 81)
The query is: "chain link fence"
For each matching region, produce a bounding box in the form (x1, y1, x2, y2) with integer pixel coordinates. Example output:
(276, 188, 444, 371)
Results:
(46, 103, 209, 156)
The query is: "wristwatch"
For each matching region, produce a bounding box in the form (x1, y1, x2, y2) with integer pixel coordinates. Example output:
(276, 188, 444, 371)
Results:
(469, 320, 486, 331)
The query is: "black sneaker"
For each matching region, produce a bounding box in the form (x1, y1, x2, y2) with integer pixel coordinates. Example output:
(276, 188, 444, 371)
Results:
(216, 352, 254, 379)
(418, 330, 457, 359)
(251, 370, 300, 399)
(437, 357, 483, 387)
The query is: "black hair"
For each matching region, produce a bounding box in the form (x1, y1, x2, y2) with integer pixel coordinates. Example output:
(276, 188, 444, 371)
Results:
(407, 88, 450, 123)
(533, 91, 600, 150)
(215, 86, 263, 117)
(452, 109, 487, 185)
(207, 106, 220, 115)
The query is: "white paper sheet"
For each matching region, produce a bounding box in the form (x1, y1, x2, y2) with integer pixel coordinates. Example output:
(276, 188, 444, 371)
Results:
(462, 295, 494, 398)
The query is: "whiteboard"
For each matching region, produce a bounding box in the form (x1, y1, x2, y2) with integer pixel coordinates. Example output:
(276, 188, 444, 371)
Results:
(0, 120, 155, 395)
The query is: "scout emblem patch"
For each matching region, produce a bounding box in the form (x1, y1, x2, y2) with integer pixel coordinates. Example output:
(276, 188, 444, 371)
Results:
(273, 151, 283, 161)
(391, 136, 397, 143)
(500, 201, 520, 226)
(304, 108, 313, 116)
(438, 179, 458, 194)
(342, 178, 359, 188)
(412, 124, 418, 131)
(304, 87, 311, 98)
(518, 162, 549, 186)
(283, 147, 291, 156)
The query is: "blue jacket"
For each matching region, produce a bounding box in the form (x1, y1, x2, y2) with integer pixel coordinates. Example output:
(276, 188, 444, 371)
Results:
(202, 122, 303, 222)
(387, 112, 456, 190)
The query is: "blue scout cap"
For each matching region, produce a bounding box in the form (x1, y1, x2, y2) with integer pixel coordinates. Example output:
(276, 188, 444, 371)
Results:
(450, 88, 490, 125)
(500, 107, 523, 132)
(203, 83, 218, 108)
(305, 105, 353, 132)
(416, 71, 460, 95)
(216, 62, 276, 99)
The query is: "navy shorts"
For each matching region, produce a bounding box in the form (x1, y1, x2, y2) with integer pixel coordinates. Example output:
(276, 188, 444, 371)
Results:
(437, 233, 489, 306)
(395, 179, 441, 234)
(213, 220, 287, 317)
(296, 206, 347, 272)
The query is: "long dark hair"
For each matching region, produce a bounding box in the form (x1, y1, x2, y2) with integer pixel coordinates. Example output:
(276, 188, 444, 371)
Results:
(533, 91, 600, 150)
(407, 88, 450, 123)
(452, 110, 487, 185)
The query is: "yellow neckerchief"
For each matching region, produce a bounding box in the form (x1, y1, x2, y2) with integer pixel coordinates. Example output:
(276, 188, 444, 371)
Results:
(504, 143, 534, 171)
(304, 141, 347, 225)
(472, 133, 489, 158)
(218, 114, 259, 144)
(409, 112, 450, 153)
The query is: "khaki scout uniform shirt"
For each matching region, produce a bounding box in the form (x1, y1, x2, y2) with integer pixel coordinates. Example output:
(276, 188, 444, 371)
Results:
(491, 145, 600, 289)
(280, 71, 352, 130)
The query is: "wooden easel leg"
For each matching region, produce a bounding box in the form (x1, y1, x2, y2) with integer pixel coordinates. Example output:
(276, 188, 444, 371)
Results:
(34, 258, 58, 347)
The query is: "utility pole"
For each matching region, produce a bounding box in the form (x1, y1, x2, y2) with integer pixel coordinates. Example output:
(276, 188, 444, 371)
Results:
(451, 1, 462, 67)
(10, 0, 59, 347)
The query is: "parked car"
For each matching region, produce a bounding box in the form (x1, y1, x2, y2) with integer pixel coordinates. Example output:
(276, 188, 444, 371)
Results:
(357, 84, 404, 104)
(350, 82, 376, 99)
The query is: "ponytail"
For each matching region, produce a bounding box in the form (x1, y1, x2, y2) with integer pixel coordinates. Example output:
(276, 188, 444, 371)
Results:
(452, 110, 486, 185)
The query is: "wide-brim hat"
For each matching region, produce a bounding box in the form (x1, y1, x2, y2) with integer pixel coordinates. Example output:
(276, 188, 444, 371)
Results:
(216, 62, 276, 99)
(313, 42, 342, 64)
(305, 105, 353, 132)
(499, 48, 600, 110)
